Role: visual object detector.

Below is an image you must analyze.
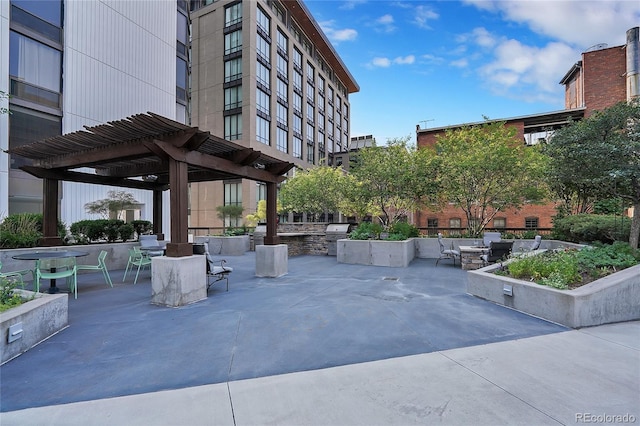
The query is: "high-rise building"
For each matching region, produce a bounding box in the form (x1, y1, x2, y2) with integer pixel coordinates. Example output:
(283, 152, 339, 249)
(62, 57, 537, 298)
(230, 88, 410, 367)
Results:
(188, 0, 359, 229)
(1, 0, 190, 233)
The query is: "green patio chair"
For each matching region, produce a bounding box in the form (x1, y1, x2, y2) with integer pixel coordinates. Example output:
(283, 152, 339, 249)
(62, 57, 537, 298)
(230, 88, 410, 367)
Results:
(77, 250, 113, 288)
(123, 249, 152, 285)
(35, 257, 78, 298)
(0, 261, 33, 288)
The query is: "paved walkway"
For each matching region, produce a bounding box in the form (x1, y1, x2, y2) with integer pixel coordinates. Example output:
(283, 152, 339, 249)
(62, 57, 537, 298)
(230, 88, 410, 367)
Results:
(1, 253, 638, 425)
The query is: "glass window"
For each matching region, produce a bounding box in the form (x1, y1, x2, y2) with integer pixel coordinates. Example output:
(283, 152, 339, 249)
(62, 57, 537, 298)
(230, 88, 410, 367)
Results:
(9, 106, 61, 169)
(293, 48, 302, 68)
(306, 62, 314, 83)
(293, 70, 302, 92)
(256, 6, 270, 35)
(276, 102, 287, 127)
(306, 102, 314, 121)
(256, 62, 270, 88)
(225, 58, 242, 82)
(9, 31, 61, 93)
(225, 30, 242, 55)
(277, 29, 288, 53)
(176, 57, 188, 102)
(293, 136, 302, 159)
(306, 140, 314, 164)
(224, 182, 243, 227)
(306, 123, 314, 143)
(306, 83, 314, 103)
(276, 78, 287, 101)
(449, 218, 461, 229)
(177, 12, 188, 46)
(12, 0, 61, 25)
(256, 116, 270, 144)
(277, 54, 288, 79)
(225, 2, 242, 27)
(257, 34, 270, 62)
(427, 218, 438, 228)
(293, 92, 302, 114)
(494, 218, 506, 228)
(225, 114, 242, 140)
(277, 127, 287, 153)
(525, 217, 539, 229)
(292, 114, 302, 135)
(224, 85, 242, 110)
(256, 88, 270, 116)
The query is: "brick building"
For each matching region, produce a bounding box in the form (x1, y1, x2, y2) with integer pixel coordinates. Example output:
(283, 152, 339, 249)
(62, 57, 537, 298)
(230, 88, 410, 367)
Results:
(415, 27, 639, 235)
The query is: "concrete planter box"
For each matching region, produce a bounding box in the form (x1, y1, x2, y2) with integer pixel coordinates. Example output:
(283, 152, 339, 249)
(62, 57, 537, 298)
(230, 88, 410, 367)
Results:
(1, 290, 68, 364)
(337, 238, 416, 267)
(467, 263, 640, 328)
(195, 235, 250, 256)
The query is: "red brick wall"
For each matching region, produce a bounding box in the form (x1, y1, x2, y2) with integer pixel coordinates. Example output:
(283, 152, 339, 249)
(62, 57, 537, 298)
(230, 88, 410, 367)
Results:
(583, 46, 627, 116)
(416, 201, 559, 232)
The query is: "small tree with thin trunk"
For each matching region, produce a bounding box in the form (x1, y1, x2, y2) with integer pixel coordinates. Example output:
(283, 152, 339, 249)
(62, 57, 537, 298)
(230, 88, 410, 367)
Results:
(84, 190, 140, 220)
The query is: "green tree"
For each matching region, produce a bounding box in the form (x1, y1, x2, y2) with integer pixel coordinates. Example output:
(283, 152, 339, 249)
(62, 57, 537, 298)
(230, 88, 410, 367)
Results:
(216, 204, 244, 228)
(84, 190, 140, 220)
(279, 166, 354, 221)
(245, 199, 283, 226)
(433, 121, 547, 237)
(545, 101, 640, 248)
(348, 136, 439, 226)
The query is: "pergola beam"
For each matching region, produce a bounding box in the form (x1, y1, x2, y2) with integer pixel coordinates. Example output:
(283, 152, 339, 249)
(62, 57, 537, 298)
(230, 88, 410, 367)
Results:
(21, 166, 169, 191)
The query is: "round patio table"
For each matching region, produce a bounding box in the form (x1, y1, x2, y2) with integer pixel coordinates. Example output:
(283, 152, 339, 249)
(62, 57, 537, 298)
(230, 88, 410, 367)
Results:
(12, 250, 89, 294)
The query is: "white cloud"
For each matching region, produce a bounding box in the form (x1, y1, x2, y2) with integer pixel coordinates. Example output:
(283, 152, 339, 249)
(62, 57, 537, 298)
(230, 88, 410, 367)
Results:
(413, 5, 439, 29)
(394, 55, 415, 65)
(471, 27, 497, 48)
(368, 55, 415, 68)
(450, 58, 469, 68)
(464, 0, 639, 48)
(339, 0, 367, 11)
(375, 14, 396, 33)
(319, 20, 358, 44)
(372, 57, 392, 68)
(422, 54, 445, 65)
(479, 39, 578, 97)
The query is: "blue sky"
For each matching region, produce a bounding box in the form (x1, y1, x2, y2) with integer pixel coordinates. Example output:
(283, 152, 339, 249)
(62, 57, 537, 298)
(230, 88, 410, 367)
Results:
(303, 0, 640, 143)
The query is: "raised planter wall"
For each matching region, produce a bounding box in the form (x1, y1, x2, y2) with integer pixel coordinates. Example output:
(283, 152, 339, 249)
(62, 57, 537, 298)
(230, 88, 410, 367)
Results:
(195, 235, 250, 256)
(337, 238, 416, 267)
(1, 242, 140, 274)
(1, 290, 68, 364)
(467, 263, 640, 328)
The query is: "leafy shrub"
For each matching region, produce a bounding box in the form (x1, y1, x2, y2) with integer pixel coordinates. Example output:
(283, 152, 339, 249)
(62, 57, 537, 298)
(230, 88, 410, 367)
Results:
(552, 214, 630, 243)
(119, 224, 135, 241)
(0, 278, 23, 312)
(349, 222, 384, 240)
(104, 220, 124, 242)
(505, 243, 639, 289)
(131, 220, 153, 239)
(0, 213, 43, 248)
(224, 226, 249, 236)
(70, 219, 130, 243)
(388, 222, 419, 239)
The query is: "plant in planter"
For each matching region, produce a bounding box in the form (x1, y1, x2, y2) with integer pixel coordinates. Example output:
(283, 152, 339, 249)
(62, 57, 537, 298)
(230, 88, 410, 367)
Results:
(0, 278, 23, 313)
(502, 242, 640, 289)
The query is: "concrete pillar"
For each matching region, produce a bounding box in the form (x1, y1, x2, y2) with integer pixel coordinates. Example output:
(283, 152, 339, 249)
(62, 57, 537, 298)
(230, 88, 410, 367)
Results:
(151, 255, 206, 307)
(255, 244, 288, 277)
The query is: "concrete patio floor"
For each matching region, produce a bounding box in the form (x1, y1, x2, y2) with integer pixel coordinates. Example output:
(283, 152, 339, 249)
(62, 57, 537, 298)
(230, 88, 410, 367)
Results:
(1, 252, 637, 425)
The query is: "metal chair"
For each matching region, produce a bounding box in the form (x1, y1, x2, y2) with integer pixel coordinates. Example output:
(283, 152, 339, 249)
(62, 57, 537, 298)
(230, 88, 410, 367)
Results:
(123, 249, 152, 284)
(481, 241, 514, 265)
(77, 250, 113, 287)
(204, 247, 233, 291)
(0, 261, 32, 288)
(35, 257, 78, 298)
(436, 233, 461, 266)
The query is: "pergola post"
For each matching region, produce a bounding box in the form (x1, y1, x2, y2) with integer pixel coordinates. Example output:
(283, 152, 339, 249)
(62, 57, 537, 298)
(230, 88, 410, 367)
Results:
(165, 158, 191, 257)
(152, 189, 164, 240)
(264, 181, 279, 245)
(40, 178, 62, 246)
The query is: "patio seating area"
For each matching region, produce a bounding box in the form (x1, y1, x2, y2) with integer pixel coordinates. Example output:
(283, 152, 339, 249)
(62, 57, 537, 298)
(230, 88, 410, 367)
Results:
(1, 252, 571, 412)
(2, 250, 639, 425)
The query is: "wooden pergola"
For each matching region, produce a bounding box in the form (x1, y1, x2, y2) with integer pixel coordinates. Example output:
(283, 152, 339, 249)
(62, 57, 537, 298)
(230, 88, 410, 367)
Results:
(8, 112, 294, 257)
